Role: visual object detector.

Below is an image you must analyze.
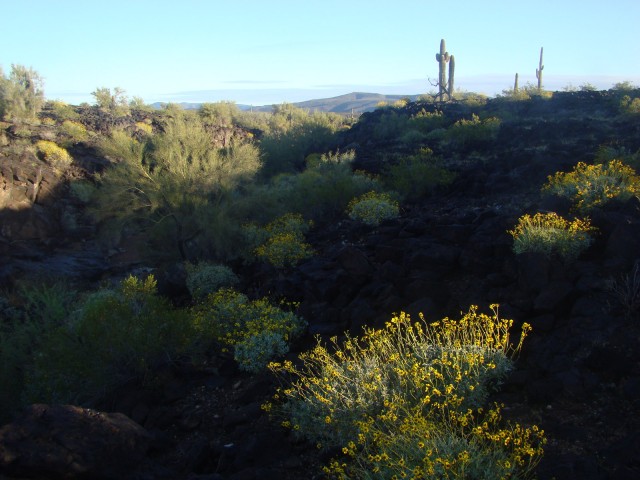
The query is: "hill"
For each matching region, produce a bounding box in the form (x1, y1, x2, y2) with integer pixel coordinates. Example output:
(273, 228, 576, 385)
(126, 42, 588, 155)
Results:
(151, 91, 421, 114)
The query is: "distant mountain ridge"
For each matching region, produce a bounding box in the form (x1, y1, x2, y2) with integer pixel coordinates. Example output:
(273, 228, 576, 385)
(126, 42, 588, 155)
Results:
(151, 92, 421, 114)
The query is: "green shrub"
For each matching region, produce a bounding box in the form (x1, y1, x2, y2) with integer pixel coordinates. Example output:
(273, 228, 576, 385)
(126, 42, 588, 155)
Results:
(383, 148, 455, 201)
(620, 95, 640, 115)
(192, 289, 306, 373)
(267, 306, 544, 479)
(46, 100, 81, 121)
(542, 160, 640, 212)
(347, 191, 399, 226)
(185, 262, 239, 300)
(25, 275, 195, 404)
(0, 281, 76, 420)
(0, 65, 45, 122)
(445, 114, 501, 150)
(508, 212, 595, 261)
(60, 120, 89, 143)
(249, 213, 314, 268)
(407, 109, 446, 134)
(68, 180, 95, 203)
(266, 150, 379, 222)
(36, 140, 72, 168)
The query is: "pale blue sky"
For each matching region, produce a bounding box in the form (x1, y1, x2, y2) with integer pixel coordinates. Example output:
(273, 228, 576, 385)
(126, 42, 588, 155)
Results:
(2, 0, 639, 105)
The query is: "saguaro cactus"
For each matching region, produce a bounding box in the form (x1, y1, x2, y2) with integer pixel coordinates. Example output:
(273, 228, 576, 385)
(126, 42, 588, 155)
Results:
(435, 39, 454, 101)
(448, 55, 455, 99)
(514, 73, 519, 92)
(536, 47, 544, 91)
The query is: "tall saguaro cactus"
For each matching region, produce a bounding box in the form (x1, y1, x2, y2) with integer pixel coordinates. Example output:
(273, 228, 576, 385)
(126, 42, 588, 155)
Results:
(514, 73, 519, 92)
(536, 47, 544, 91)
(448, 55, 455, 99)
(435, 39, 455, 101)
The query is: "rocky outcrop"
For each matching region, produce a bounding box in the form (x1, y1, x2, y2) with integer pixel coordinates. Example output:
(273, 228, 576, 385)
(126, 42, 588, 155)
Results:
(0, 404, 153, 479)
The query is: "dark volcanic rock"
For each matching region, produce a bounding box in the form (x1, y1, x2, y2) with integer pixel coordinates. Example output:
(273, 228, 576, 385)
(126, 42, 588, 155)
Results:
(0, 404, 153, 479)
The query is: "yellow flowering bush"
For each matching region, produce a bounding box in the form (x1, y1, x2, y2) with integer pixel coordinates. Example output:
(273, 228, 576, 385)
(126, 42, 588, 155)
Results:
(252, 213, 314, 268)
(542, 160, 640, 212)
(60, 120, 89, 143)
(347, 191, 399, 226)
(192, 289, 306, 372)
(36, 140, 72, 168)
(508, 212, 595, 261)
(267, 306, 544, 479)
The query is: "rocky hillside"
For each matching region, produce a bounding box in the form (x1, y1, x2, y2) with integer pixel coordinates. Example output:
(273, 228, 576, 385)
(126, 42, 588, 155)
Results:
(1, 91, 640, 479)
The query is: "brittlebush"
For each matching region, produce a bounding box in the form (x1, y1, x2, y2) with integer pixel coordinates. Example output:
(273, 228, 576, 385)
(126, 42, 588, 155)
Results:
(267, 306, 545, 479)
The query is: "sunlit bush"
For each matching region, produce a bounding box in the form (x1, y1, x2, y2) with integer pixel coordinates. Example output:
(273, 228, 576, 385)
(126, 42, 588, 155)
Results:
(192, 289, 306, 373)
(542, 160, 640, 212)
(252, 213, 314, 268)
(347, 191, 399, 226)
(36, 140, 72, 168)
(267, 306, 544, 479)
(60, 120, 89, 143)
(508, 212, 594, 261)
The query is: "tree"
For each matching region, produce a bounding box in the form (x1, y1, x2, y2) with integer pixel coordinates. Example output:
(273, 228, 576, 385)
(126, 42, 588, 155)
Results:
(0, 64, 45, 122)
(91, 86, 130, 116)
(93, 114, 262, 260)
(198, 101, 239, 128)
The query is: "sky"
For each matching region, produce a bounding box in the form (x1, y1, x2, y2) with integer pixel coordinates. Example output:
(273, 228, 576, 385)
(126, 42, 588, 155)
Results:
(2, 0, 639, 106)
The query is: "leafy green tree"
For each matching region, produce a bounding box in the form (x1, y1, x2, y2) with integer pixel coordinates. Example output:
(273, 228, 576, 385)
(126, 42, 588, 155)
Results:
(0, 64, 45, 122)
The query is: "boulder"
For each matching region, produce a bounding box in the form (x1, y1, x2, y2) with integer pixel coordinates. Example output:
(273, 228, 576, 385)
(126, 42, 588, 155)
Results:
(0, 404, 152, 479)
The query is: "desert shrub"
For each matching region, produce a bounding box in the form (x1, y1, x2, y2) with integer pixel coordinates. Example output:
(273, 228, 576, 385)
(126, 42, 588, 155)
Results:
(259, 104, 345, 176)
(619, 95, 640, 115)
(269, 150, 379, 222)
(192, 289, 306, 372)
(542, 160, 640, 212)
(185, 262, 239, 300)
(93, 118, 262, 261)
(251, 213, 314, 268)
(36, 140, 72, 168)
(383, 148, 455, 201)
(508, 212, 595, 261)
(612, 81, 636, 91)
(46, 100, 81, 121)
(92, 86, 130, 117)
(0, 65, 45, 122)
(606, 260, 640, 320)
(445, 114, 501, 150)
(347, 191, 399, 226)
(68, 180, 96, 203)
(134, 121, 153, 135)
(267, 306, 544, 479)
(407, 109, 446, 134)
(24, 275, 195, 404)
(371, 110, 410, 141)
(60, 120, 89, 143)
(595, 145, 640, 171)
(198, 101, 240, 127)
(0, 281, 76, 420)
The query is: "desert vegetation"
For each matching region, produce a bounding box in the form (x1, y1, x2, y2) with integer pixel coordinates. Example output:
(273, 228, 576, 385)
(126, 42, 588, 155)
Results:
(1, 63, 640, 480)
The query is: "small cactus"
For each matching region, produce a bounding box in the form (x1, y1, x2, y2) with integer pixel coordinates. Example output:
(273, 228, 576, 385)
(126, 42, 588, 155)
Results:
(536, 47, 544, 91)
